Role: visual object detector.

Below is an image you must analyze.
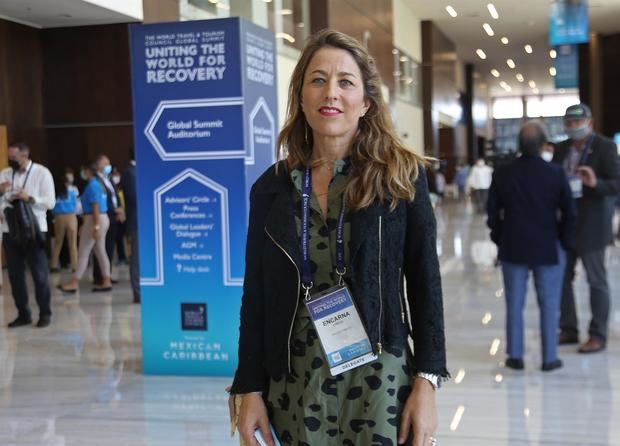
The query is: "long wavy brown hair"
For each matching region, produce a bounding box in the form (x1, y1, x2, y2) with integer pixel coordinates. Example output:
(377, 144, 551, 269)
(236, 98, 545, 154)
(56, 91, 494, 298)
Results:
(277, 29, 427, 211)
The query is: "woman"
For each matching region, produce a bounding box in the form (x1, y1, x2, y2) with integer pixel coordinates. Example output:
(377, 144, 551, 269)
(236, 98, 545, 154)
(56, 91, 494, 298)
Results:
(59, 163, 112, 293)
(50, 169, 80, 272)
(231, 30, 448, 446)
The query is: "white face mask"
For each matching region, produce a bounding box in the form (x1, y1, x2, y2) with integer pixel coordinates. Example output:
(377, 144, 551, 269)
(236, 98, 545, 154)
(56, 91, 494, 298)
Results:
(111, 176, 121, 185)
(541, 151, 554, 162)
(65, 174, 74, 184)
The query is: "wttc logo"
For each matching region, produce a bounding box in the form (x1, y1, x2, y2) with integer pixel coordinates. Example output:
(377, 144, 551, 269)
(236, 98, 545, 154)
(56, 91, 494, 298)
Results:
(181, 303, 208, 331)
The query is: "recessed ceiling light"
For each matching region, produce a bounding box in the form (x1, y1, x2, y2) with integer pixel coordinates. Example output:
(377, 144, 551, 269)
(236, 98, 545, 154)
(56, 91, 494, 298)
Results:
(392, 49, 398, 55)
(476, 49, 487, 60)
(524, 44, 533, 54)
(491, 69, 500, 77)
(208, 0, 218, 3)
(506, 59, 516, 69)
(499, 81, 512, 92)
(278, 8, 293, 15)
(487, 3, 499, 19)
(516, 73, 524, 82)
(483, 23, 495, 37)
(532, 88, 539, 94)
(501, 37, 509, 44)
(549, 67, 557, 76)
(296, 22, 305, 28)
(550, 49, 557, 59)
(446, 5, 458, 17)
(529, 80, 536, 88)
(276, 32, 295, 43)
(400, 56, 408, 62)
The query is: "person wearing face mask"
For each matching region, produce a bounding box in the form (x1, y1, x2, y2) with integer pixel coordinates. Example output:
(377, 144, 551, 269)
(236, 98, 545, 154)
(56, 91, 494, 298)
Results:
(541, 142, 555, 163)
(110, 168, 128, 265)
(0, 142, 56, 328)
(50, 168, 80, 272)
(59, 163, 112, 293)
(467, 157, 493, 214)
(91, 154, 125, 288)
(487, 121, 576, 371)
(553, 104, 620, 353)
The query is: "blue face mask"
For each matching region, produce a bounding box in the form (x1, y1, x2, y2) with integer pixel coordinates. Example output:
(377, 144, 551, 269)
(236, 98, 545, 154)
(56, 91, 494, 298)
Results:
(103, 165, 113, 176)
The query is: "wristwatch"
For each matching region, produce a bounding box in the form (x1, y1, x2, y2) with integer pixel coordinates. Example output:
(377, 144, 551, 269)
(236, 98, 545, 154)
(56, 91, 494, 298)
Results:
(94, 225, 100, 230)
(416, 372, 441, 390)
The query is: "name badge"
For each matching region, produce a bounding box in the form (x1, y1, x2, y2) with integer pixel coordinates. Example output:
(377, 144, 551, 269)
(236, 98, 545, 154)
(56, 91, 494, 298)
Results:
(305, 285, 377, 376)
(568, 175, 583, 198)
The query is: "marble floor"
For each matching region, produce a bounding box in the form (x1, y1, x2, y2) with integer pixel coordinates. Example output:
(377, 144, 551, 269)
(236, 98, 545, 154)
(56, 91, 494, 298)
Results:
(0, 200, 619, 445)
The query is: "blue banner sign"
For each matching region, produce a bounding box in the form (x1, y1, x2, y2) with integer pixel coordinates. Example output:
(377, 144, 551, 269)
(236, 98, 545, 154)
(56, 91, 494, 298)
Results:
(549, 0, 589, 45)
(554, 44, 579, 89)
(129, 18, 278, 376)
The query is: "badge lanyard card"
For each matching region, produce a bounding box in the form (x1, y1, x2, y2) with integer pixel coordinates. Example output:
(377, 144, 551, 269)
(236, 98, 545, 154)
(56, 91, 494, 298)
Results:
(301, 168, 377, 376)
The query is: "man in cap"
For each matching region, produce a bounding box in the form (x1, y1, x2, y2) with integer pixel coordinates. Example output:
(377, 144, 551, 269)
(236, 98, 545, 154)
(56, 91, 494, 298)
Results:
(553, 104, 620, 353)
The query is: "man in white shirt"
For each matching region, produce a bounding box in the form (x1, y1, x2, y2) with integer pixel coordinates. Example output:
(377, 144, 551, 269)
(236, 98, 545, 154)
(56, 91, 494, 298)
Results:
(0, 142, 56, 328)
(467, 158, 494, 214)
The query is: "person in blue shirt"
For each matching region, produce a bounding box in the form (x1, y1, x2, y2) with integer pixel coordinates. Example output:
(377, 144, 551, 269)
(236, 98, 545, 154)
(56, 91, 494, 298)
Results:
(50, 171, 79, 272)
(59, 162, 112, 293)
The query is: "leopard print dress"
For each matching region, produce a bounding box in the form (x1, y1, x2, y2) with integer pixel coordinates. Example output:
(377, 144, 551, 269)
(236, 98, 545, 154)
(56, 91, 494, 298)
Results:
(265, 162, 413, 446)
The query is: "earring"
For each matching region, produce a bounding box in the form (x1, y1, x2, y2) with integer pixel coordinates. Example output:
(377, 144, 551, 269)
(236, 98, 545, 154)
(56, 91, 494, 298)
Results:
(304, 121, 309, 145)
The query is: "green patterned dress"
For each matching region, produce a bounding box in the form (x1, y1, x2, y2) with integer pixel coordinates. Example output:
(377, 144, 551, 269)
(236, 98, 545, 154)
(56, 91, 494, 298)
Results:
(265, 160, 413, 446)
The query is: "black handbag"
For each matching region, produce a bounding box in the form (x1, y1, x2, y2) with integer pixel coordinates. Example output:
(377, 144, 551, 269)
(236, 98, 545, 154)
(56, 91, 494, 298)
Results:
(3, 164, 44, 247)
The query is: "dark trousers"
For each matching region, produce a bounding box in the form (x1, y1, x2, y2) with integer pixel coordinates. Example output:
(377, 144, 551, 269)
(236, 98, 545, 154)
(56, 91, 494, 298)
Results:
(129, 230, 140, 299)
(560, 248, 610, 341)
(3, 234, 52, 319)
(93, 220, 117, 283)
(473, 188, 489, 214)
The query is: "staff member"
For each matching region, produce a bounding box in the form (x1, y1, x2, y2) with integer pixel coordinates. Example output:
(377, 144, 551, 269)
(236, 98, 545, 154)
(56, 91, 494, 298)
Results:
(60, 163, 112, 293)
(554, 104, 620, 353)
(231, 30, 448, 446)
(50, 173, 79, 272)
(0, 142, 55, 328)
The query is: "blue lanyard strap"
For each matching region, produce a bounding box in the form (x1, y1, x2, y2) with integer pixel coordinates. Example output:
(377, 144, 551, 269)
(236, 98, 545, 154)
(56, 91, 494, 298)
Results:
(578, 135, 594, 166)
(301, 167, 347, 299)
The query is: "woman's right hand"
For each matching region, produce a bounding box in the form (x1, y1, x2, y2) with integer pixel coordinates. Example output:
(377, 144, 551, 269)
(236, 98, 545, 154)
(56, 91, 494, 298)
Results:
(237, 393, 275, 446)
(93, 228, 100, 240)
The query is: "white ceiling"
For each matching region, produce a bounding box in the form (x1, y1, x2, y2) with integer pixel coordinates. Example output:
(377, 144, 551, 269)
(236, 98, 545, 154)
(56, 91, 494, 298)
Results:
(406, 0, 620, 97)
(0, 0, 142, 29)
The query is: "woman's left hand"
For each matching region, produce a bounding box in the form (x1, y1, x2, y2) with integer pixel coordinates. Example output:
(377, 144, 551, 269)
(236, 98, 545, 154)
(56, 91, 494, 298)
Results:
(398, 377, 438, 445)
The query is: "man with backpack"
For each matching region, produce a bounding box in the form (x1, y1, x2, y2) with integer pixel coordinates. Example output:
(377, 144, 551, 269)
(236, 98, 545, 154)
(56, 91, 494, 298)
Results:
(0, 142, 55, 328)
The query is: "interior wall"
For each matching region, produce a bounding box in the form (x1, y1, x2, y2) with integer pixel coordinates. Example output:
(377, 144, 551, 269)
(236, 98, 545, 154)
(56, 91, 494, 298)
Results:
(42, 23, 134, 179)
(0, 19, 46, 163)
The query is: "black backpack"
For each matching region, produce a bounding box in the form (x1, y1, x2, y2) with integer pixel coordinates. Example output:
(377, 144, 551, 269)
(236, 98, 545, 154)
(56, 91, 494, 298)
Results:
(3, 165, 44, 247)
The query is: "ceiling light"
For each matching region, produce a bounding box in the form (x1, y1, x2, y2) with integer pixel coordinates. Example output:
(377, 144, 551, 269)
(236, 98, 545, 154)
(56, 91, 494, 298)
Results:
(487, 3, 499, 19)
(208, 0, 218, 3)
(529, 80, 536, 88)
(501, 37, 509, 44)
(549, 67, 557, 76)
(524, 44, 533, 54)
(476, 49, 487, 60)
(533, 87, 540, 94)
(278, 8, 293, 15)
(392, 49, 398, 55)
(483, 23, 495, 37)
(499, 81, 511, 92)
(516, 73, 524, 82)
(446, 5, 458, 17)
(296, 22, 305, 28)
(491, 69, 500, 77)
(506, 59, 516, 69)
(550, 49, 557, 59)
(400, 56, 408, 62)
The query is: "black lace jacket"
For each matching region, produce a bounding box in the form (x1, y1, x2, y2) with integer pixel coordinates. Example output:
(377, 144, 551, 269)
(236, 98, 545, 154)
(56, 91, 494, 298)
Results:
(231, 163, 448, 394)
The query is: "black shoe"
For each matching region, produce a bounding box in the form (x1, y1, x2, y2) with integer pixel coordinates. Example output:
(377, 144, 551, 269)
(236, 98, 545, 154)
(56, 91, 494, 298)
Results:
(36, 316, 51, 328)
(8, 316, 33, 328)
(505, 358, 524, 370)
(542, 359, 563, 372)
(558, 331, 579, 345)
(50, 267, 61, 273)
(111, 279, 119, 284)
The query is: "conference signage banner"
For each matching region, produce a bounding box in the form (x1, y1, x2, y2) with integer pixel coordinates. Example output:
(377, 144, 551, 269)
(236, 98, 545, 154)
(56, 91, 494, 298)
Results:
(554, 44, 579, 89)
(549, 0, 589, 45)
(129, 18, 277, 376)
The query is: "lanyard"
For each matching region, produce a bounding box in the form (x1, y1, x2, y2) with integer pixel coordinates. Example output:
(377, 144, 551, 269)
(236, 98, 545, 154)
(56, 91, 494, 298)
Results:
(11, 162, 34, 190)
(301, 167, 346, 300)
(577, 135, 594, 166)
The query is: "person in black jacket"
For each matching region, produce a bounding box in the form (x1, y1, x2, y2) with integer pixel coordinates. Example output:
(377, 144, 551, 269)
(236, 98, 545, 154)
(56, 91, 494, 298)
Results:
(120, 152, 139, 304)
(231, 30, 447, 446)
(553, 104, 620, 353)
(487, 121, 576, 371)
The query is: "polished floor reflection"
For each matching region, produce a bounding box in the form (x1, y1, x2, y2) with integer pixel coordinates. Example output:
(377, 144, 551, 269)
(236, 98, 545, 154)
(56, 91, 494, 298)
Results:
(0, 200, 618, 445)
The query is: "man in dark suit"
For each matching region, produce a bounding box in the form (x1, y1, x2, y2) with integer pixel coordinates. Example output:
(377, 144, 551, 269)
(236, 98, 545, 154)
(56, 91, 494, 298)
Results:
(121, 152, 139, 303)
(488, 121, 576, 371)
(554, 104, 620, 353)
